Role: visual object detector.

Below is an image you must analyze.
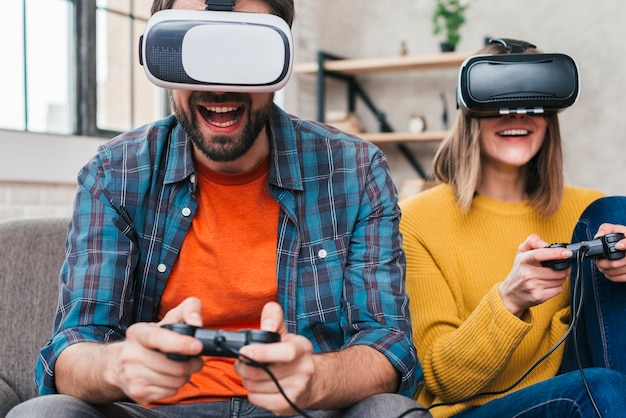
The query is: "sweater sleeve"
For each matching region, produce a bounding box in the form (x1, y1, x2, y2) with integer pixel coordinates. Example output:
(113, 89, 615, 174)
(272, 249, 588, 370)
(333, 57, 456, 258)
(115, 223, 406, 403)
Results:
(427, 284, 532, 399)
(404, 238, 532, 402)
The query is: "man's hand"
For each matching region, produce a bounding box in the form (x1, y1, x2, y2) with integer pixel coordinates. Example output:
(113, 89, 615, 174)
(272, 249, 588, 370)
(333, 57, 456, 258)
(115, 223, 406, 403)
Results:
(235, 302, 316, 415)
(499, 234, 572, 317)
(112, 296, 205, 403)
(56, 297, 205, 404)
(595, 223, 626, 282)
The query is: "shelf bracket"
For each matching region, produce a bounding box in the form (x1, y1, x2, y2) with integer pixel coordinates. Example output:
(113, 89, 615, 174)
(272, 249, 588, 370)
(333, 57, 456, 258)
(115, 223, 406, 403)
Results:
(314, 51, 428, 179)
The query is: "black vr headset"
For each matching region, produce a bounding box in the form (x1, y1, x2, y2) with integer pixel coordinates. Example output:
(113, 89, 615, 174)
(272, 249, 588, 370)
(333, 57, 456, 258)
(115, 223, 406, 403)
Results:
(138, 0, 293, 92)
(457, 38, 580, 117)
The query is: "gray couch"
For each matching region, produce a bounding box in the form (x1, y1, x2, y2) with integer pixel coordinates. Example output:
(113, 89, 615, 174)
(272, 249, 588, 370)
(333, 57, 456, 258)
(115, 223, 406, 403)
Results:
(0, 217, 69, 416)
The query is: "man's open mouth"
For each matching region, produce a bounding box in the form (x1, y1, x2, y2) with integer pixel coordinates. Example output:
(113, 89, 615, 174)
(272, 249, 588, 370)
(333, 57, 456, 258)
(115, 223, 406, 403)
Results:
(198, 105, 245, 128)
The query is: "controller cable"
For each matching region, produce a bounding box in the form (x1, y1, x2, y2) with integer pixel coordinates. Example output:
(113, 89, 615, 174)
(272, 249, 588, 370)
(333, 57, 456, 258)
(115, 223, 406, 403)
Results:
(219, 342, 428, 418)
(427, 247, 602, 417)
(570, 247, 602, 417)
(222, 342, 314, 418)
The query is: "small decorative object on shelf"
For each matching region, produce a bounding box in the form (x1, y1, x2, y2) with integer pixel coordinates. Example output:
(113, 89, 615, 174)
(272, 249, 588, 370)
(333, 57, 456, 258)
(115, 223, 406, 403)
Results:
(432, 0, 471, 52)
(399, 40, 408, 56)
(325, 111, 365, 135)
(407, 113, 427, 134)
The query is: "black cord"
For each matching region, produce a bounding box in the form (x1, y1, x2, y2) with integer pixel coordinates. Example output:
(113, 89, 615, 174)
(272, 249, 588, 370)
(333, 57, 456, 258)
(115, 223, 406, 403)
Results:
(571, 248, 602, 417)
(395, 406, 430, 417)
(221, 344, 315, 418)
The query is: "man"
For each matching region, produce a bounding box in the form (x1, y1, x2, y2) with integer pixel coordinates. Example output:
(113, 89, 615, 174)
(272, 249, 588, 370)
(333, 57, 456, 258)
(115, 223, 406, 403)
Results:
(9, 1, 427, 417)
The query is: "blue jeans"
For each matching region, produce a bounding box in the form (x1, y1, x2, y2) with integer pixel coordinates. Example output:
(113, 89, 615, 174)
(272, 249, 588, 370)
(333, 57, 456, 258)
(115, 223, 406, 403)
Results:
(561, 196, 626, 373)
(7, 393, 429, 418)
(455, 197, 626, 418)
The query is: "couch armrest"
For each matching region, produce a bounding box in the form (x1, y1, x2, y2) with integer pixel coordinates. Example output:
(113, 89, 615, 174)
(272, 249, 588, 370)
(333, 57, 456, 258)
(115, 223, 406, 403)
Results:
(0, 376, 20, 417)
(0, 217, 70, 404)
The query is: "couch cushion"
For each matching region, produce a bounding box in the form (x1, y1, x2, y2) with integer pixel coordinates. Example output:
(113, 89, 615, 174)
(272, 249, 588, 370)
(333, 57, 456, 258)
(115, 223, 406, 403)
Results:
(0, 217, 69, 403)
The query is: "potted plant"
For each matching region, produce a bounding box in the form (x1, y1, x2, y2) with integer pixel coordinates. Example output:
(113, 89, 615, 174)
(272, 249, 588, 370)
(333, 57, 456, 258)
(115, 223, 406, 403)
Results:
(432, 0, 470, 52)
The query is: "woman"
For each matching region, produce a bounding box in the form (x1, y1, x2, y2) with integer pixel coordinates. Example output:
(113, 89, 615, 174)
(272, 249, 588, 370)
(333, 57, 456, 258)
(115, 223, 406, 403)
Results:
(400, 38, 626, 417)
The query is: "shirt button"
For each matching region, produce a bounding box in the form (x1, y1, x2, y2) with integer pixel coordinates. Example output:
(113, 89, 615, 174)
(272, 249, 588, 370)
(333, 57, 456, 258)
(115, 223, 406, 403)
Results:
(182, 207, 191, 217)
(190, 174, 196, 184)
(157, 263, 167, 273)
(318, 249, 327, 259)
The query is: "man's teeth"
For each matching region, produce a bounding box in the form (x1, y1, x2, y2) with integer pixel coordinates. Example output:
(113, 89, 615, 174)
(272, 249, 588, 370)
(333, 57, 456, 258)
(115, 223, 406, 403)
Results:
(202, 105, 240, 127)
(499, 129, 529, 136)
(206, 106, 239, 113)
(210, 119, 238, 128)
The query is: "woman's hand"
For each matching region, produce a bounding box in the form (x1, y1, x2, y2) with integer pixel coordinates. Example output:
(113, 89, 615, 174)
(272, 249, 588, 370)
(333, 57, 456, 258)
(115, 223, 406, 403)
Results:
(595, 223, 626, 282)
(498, 234, 572, 317)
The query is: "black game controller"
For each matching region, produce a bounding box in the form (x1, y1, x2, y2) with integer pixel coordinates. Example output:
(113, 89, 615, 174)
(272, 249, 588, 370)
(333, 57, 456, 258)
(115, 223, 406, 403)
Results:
(161, 323, 280, 361)
(541, 233, 626, 270)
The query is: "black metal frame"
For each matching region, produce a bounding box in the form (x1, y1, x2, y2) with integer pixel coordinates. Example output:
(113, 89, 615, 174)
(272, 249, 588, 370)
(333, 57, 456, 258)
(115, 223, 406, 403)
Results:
(74, 0, 98, 137)
(315, 51, 427, 179)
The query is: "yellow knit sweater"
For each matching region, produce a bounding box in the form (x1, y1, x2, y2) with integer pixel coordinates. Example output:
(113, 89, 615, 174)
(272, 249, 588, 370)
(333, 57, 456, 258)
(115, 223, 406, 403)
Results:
(399, 184, 604, 418)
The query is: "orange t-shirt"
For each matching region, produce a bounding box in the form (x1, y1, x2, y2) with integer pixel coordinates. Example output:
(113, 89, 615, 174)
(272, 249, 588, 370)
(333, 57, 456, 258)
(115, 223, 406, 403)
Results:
(152, 154, 279, 405)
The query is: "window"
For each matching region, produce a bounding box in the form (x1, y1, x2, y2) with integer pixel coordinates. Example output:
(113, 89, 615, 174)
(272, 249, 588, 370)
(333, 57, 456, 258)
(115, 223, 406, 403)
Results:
(1, 0, 72, 134)
(1, 0, 167, 137)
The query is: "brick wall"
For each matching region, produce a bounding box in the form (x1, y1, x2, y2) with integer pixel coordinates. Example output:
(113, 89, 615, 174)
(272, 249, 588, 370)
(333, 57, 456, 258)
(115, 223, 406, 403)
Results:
(290, 0, 318, 122)
(0, 128, 103, 223)
(0, 182, 76, 221)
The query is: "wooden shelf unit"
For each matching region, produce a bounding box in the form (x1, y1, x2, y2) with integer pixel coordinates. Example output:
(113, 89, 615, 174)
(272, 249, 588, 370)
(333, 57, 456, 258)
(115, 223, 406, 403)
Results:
(359, 131, 448, 144)
(293, 51, 469, 177)
(293, 52, 471, 76)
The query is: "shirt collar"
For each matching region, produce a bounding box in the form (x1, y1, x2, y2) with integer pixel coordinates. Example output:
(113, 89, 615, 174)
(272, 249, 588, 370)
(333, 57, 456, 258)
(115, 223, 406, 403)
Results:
(163, 116, 196, 185)
(267, 104, 303, 191)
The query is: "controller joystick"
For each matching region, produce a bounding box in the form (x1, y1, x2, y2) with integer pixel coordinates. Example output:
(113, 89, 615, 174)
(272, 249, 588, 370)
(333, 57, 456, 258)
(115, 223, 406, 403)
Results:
(541, 233, 625, 270)
(161, 323, 280, 361)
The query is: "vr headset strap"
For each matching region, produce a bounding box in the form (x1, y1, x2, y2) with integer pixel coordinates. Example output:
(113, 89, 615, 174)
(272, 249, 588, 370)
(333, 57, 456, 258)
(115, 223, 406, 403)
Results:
(205, 0, 235, 11)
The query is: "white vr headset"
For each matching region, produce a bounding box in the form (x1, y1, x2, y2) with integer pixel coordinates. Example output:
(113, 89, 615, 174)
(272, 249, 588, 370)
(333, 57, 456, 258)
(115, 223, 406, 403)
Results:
(139, 9, 293, 92)
(457, 52, 580, 117)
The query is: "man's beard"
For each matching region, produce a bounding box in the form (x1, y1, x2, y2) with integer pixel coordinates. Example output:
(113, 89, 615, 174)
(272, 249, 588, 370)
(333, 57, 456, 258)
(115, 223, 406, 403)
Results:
(172, 91, 273, 163)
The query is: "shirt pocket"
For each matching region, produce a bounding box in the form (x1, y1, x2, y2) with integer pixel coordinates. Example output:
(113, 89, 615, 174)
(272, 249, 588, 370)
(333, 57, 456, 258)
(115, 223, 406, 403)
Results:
(296, 235, 349, 325)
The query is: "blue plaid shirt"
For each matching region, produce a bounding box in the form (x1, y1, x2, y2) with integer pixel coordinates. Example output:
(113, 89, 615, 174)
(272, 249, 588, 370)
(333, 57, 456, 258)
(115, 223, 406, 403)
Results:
(36, 105, 420, 398)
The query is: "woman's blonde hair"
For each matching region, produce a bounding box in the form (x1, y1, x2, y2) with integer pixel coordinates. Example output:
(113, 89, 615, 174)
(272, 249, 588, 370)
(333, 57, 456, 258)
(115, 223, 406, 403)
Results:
(433, 41, 564, 218)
